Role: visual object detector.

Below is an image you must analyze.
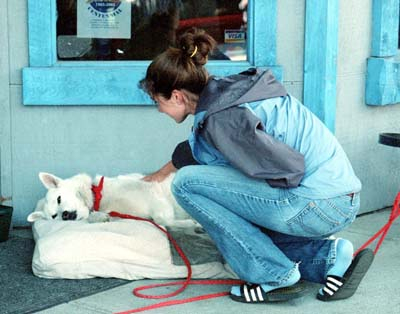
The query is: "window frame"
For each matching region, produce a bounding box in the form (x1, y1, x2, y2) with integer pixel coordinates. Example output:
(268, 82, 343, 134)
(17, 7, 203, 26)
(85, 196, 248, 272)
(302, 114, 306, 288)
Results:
(23, 0, 281, 105)
(365, 0, 400, 106)
(303, 0, 339, 133)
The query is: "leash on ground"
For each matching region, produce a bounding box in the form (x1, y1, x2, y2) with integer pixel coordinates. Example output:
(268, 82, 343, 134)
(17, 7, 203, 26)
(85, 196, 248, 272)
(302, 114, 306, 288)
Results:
(353, 191, 400, 257)
(108, 211, 244, 314)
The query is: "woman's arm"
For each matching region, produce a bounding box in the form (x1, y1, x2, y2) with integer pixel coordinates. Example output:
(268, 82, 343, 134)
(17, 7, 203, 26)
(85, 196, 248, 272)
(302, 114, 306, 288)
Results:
(142, 160, 177, 182)
(203, 107, 305, 188)
(142, 141, 199, 182)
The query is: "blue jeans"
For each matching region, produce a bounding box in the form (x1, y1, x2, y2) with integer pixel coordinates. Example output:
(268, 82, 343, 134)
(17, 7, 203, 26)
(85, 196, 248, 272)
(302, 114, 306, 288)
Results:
(172, 165, 360, 285)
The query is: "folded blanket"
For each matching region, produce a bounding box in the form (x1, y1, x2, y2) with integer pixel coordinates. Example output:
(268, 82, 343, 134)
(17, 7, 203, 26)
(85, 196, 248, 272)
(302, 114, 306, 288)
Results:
(32, 218, 236, 280)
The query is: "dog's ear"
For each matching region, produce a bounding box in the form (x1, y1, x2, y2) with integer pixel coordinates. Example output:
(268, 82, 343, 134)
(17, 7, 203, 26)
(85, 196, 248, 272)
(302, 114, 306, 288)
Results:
(27, 211, 45, 222)
(39, 172, 62, 189)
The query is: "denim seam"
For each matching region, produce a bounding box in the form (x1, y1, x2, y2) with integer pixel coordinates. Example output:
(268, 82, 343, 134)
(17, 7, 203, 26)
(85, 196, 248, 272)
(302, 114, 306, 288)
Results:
(175, 183, 295, 283)
(325, 198, 356, 220)
(286, 202, 340, 227)
(313, 205, 341, 226)
(324, 238, 338, 276)
(277, 262, 300, 287)
(180, 181, 291, 205)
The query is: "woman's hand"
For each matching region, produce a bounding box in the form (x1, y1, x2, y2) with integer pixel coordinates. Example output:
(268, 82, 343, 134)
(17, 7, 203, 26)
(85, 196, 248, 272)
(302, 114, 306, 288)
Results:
(142, 161, 177, 182)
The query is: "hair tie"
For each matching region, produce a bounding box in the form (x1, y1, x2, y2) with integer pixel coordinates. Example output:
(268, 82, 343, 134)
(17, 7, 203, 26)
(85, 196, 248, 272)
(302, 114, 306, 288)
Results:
(189, 46, 198, 58)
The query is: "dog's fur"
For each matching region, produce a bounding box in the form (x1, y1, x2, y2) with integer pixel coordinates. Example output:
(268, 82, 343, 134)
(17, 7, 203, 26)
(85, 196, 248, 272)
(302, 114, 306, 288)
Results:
(27, 172, 197, 228)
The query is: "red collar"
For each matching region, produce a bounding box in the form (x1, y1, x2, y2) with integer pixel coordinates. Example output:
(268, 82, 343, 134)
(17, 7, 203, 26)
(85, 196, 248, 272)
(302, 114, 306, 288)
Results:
(91, 176, 104, 211)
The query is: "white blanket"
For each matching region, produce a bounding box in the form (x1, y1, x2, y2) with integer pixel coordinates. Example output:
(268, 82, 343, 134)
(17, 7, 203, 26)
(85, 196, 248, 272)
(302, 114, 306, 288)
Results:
(32, 219, 237, 280)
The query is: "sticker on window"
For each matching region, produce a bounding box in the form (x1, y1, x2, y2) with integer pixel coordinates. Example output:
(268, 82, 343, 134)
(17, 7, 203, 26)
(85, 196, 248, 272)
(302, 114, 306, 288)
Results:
(77, 0, 131, 39)
(224, 29, 246, 43)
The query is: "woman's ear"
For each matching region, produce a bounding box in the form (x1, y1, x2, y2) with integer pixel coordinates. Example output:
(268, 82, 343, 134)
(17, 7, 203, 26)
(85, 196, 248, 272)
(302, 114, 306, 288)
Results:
(171, 89, 185, 106)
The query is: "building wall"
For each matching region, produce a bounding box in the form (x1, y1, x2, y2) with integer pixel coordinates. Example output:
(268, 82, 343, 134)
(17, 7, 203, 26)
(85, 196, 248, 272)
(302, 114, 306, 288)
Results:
(335, 0, 400, 212)
(1, 0, 399, 225)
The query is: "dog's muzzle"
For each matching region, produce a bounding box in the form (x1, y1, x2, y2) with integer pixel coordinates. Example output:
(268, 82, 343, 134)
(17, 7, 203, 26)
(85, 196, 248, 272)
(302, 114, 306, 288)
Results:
(62, 210, 77, 220)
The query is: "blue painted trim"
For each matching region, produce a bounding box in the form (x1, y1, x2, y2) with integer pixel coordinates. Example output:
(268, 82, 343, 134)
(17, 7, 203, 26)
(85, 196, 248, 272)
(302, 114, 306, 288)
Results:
(27, 0, 53, 66)
(366, 57, 400, 105)
(366, 0, 400, 106)
(303, 0, 339, 132)
(246, 0, 254, 64)
(371, 0, 399, 57)
(23, 64, 282, 105)
(252, 1, 277, 66)
(24, 0, 280, 105)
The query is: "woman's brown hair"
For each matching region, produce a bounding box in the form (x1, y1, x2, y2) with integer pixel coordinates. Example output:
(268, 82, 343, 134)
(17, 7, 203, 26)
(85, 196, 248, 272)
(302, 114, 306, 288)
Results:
(140, 28, 216, 99)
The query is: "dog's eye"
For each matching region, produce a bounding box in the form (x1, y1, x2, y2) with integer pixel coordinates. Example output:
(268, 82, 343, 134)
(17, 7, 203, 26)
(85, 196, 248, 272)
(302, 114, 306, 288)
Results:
(57, 196, 61, 205)
(51, 214, 57, 219)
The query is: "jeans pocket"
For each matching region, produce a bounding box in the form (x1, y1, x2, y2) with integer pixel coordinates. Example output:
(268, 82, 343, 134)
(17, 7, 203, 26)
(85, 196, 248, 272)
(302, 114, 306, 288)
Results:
(326, 193, 360, 220)
(286, 201, 342, 237)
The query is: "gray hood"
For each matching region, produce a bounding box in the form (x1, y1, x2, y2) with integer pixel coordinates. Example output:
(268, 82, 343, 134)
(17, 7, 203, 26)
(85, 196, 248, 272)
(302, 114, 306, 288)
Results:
(196, 68, 287, 119)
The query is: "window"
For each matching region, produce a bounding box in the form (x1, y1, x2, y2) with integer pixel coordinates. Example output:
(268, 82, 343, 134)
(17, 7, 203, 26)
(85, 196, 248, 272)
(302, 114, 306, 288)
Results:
(23, 0, 280, 105)
(57, 0, 246, 61)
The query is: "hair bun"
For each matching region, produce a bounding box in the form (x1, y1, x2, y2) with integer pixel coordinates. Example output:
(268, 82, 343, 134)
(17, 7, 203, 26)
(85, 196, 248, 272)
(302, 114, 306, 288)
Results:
(178, 28, 216, 66)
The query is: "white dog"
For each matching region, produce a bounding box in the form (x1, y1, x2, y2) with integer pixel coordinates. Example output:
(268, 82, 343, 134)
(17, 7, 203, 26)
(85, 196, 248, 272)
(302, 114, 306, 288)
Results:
(27, 172, 197, 228)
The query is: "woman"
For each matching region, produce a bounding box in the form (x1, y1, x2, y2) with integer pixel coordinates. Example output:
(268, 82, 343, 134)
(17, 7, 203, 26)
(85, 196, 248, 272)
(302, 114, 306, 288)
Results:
(140, 28, 373, 303)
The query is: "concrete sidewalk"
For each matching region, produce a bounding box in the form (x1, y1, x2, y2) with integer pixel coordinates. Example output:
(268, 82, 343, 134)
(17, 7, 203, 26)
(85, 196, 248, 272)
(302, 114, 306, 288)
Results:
(15, 208, 400, 314)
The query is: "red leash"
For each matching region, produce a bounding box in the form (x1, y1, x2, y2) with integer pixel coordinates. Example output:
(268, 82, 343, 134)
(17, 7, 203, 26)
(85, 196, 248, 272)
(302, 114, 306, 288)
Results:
(91, 178, 243, 314)
(108, 211, 243, 314)
(353, 191, 400, 256)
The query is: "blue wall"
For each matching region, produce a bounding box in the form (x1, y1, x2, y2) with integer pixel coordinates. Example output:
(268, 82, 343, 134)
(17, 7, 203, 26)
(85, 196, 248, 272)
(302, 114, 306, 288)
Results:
(9, 104, 193, 225)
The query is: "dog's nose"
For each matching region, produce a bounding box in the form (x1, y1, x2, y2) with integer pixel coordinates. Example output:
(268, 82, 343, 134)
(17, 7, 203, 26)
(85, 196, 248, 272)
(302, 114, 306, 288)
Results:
(62, 211, 69, 220)
(62, 211, 77, 220)
(69, 211, 77, 220)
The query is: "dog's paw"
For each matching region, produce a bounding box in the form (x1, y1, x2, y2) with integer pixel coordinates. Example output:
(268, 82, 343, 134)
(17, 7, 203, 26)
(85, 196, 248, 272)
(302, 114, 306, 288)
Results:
(87, 211, 110, 223)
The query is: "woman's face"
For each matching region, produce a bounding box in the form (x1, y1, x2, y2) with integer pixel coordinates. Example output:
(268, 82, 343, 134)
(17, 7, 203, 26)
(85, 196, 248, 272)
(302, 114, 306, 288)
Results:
(153, 90, 192, 123)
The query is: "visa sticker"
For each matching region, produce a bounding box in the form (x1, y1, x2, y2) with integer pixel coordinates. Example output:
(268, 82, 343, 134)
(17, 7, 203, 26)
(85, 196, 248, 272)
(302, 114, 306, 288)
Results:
(224, 30, 246, 43)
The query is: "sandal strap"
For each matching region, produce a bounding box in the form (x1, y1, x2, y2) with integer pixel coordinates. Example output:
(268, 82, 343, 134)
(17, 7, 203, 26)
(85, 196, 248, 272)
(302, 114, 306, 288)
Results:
(322, 276, 344, 296)
(240, 284, 265, 302)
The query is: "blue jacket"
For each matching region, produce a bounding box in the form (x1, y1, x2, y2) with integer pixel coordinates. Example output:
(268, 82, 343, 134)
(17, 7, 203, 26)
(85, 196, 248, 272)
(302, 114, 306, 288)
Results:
(175, 68, 361, 199)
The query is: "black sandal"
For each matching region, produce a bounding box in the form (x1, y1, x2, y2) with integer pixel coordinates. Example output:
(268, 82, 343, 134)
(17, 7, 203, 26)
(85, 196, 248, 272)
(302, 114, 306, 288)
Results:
(317, 248, 374, 301)
(230, 282, 305, 303)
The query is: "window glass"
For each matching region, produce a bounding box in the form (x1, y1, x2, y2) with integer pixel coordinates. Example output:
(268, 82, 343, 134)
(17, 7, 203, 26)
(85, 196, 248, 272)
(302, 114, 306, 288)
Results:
(56, 0, 247, 61)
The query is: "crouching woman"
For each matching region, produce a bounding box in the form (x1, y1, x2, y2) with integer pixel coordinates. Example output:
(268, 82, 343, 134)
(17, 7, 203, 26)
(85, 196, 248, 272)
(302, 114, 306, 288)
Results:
(140, 28, 374, 303)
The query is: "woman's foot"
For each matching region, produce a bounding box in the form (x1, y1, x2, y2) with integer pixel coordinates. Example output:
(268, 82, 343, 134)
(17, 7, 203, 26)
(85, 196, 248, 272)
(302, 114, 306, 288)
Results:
(330, 238, 354, 275)
(318, 238, 354, 295)
(230, 266, 303, 303)
(317, 245, 374, 301)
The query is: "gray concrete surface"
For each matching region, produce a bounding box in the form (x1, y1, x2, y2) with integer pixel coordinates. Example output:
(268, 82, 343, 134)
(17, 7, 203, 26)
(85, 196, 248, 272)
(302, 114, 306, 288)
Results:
(11, 207, 400, 314)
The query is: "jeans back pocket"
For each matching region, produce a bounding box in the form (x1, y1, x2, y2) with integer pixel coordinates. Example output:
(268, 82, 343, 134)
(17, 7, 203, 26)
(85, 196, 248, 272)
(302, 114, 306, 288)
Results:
(286, 200, 344, 238)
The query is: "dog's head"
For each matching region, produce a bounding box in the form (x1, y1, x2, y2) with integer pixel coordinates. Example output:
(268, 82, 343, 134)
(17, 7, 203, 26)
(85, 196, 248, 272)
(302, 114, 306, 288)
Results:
(27, 172, 93, 222)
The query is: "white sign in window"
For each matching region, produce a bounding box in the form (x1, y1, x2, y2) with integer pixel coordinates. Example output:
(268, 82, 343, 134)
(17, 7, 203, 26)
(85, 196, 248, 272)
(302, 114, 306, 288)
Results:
(77, 0, 132, 39)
